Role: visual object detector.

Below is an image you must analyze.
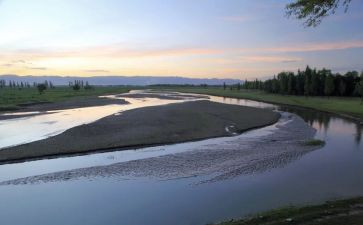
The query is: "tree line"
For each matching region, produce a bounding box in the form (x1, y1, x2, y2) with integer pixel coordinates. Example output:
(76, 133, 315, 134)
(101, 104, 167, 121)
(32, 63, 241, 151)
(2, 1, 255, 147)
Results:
(241, 66, 363, 99)
(68, 80, 93, 91)
(0, 80, 55, 89)
(0, 79, 94, 94)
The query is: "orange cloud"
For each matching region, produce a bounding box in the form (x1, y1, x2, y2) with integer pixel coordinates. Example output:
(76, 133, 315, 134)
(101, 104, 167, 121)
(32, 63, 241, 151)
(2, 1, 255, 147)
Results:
(261, 40, 363, 53)
(242, 56, 302, 63)
(0, 40, 362, 78)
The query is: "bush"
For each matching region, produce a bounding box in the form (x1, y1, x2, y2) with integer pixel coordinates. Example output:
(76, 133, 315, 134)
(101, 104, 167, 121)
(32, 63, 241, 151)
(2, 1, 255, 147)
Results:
(37, 83, 47, 94)
(302, 139, 325, 146)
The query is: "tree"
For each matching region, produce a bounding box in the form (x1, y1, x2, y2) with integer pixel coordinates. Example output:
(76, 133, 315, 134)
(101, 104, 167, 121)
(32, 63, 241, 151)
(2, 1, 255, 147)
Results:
(304, 66, 312, 96)
(339, 79, 346, 96)
(286, 0, 352, 27)
(37, 83, 47, 95)
(84, 81, 93, 90)
(277, 72, 289, 94)
(311, 69, 319, 96)
(295, 70, 305, 95)
(73, 83, 81, 91)
(318, 68, 329, 95)
(49, 81, 55, 89)
(287, 72, 296, 95)
(356, 73, 363, 104)
(272, 76, 279, 93)
(223, 82, 226, 90)
(344, 71, 359, 96)
(324, 75, 335, 97)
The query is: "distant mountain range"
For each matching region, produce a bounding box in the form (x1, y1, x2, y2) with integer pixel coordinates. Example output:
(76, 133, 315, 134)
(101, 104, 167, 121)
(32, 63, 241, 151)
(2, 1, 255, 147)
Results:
(0, 75, 243, 86)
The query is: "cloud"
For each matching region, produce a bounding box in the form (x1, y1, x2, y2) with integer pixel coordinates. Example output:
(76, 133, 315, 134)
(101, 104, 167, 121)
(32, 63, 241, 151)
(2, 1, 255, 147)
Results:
(96, 46, 222, 58)
(281, 59, 300, 63)
(261, 40, 363, 53)
(0, 45, 222, 59)
(11, 60, 27, 64)
(28, 67, 47, 70)
(2, 63, 13, 67)
(0, 40, 361, 77)
(242, 56, 303, 63)
(2, 40, 362, 62)
(84, 69, 110, 73)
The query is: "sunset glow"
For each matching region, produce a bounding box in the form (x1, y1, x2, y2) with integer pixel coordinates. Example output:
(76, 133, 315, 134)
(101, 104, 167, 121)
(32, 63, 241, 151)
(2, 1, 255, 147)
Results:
(0, 0, 362, 79)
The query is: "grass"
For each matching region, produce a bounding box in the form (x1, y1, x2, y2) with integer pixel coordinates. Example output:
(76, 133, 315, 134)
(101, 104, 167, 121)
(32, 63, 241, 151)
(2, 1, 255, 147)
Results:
(0, 86, 130, 111)
(3, 85, 363, 121)
(151, 87, 363, 121)
(213, 197, 363, 225)
(302, 139, 325, 146)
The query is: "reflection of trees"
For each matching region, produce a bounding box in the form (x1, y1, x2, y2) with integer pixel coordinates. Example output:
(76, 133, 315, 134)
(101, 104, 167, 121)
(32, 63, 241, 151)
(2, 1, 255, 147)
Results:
(279, 106, 331, 133)
(278, 105, 362, 145)
(355, 124, 362, 145)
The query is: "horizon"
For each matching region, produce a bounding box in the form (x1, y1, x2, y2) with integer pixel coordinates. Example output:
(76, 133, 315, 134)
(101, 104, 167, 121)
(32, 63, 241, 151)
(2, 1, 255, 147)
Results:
(0, 0, 362, 79)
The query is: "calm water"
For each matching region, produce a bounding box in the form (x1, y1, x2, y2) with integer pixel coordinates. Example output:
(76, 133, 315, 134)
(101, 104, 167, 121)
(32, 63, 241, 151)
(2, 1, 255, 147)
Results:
(0, 92, 362, 225)
(0, 91, 200, 149)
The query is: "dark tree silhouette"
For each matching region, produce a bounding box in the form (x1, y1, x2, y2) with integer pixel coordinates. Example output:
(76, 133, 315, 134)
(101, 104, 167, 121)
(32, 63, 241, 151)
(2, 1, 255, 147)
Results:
(356, 76, 363, 104)
(324, 75, 335, 97)
(37, 83, 47, 95)
(286, 0, 352, 27)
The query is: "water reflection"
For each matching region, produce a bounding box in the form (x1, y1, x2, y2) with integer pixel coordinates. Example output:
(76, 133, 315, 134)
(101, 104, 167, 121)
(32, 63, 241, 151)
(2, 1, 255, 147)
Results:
(209, 96, 362, 146)
(356, 124, 362, 145)
(0, 112, 317, 185)
(0, 93, 204, 149)
(0, 91, 362, 225)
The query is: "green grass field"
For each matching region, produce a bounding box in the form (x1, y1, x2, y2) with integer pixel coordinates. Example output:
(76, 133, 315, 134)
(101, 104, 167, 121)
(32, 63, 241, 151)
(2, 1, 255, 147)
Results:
(0, 86, 130, 111)
(214, 197, 363, 225)
(2, 86, 363, 121)
(154, 87, 363, 120)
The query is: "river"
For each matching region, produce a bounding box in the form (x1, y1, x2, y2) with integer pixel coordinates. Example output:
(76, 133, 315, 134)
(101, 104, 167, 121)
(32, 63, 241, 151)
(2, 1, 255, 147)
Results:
(0, 91, 362, 225)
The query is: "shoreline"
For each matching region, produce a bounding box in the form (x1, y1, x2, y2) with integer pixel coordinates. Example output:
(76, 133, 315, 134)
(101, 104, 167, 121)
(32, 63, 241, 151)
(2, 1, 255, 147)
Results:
(161, 88, 363, 124)
(0, 117, 280, 166)
(214, 197, 363, 225)
(0, 96, 129, 120)
(0, 100, 280, 164)
(0, 112, 319, 185)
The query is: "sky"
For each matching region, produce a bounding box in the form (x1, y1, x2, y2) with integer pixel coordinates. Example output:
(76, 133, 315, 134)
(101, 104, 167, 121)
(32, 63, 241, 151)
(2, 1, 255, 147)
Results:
(0, 0, 362, 79)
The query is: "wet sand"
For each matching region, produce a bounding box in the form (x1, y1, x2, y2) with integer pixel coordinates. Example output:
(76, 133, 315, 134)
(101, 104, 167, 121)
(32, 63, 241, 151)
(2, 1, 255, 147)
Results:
(0, 100, 279, 164)
(0, 112, 319, 185)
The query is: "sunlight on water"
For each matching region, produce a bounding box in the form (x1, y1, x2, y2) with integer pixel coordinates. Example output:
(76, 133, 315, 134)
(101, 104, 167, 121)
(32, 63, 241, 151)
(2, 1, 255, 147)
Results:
(0, 94, 194, 149)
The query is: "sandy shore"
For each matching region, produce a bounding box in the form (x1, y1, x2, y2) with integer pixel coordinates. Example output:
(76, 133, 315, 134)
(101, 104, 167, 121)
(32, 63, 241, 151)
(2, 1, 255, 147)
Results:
(0, 112, 319, 185)
(0, 100, 279, 163)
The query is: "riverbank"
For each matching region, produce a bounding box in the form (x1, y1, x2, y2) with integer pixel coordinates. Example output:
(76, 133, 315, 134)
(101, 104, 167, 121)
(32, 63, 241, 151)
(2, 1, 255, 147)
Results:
(153, 87, 363, 122)
(0, 86, 130, 111)
(0, 112, 319, 185)
(0, 100, 280, 164)
(0, 96, 129, 120)
(215, 197, 363, 225)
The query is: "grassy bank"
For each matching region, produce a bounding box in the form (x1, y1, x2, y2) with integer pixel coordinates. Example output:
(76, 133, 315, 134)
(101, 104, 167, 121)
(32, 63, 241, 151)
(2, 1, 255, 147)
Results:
(153, 87, 363, 121)
(215, 197, 363, 225)
(0, 86, 130, 111)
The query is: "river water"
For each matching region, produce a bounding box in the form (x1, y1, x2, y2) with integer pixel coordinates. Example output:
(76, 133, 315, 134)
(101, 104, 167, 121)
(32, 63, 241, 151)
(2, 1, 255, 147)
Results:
(0, 91, 362, 225)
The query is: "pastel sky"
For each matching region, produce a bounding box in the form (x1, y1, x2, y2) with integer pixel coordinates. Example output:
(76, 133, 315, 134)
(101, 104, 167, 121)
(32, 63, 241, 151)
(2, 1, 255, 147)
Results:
(0, 0, 362, 79)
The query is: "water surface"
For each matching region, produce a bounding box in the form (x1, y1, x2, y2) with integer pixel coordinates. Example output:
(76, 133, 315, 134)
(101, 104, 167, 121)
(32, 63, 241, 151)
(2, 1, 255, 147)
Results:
(0, 91, 201, 149)
(0, 91, 362, 225)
